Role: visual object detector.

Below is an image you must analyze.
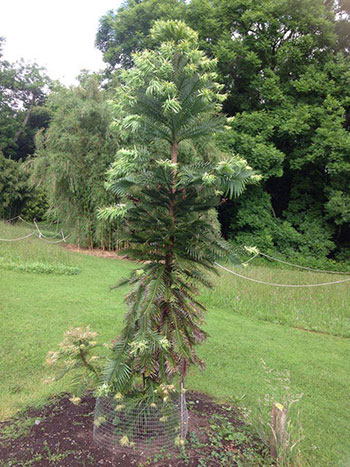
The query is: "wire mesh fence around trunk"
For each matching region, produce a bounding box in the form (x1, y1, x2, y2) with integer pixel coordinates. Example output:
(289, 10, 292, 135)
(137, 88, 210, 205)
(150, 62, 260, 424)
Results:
(93, 394, 189, 453)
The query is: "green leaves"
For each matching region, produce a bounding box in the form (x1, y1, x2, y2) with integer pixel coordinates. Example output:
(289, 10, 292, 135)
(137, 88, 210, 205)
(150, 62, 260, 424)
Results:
(0, 153, 30, 218)
(97, 204, 128, 222)
(162, 97, 182, 114)
(101, 360, 132, 393)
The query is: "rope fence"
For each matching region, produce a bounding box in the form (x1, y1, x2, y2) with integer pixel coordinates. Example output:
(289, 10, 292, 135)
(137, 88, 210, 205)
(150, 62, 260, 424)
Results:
(1, 217, 349, 287)
(0, 217, 68, 243)
(0, 231, 36, 242)
(257, 251, 350, 276)
(215, 262, 350, 288)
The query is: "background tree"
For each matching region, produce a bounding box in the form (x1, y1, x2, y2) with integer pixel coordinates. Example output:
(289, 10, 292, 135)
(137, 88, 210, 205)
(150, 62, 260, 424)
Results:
(98, 20, 256, 398)
(0, 38, 51, 221)
(0, 38, 51, 161)
(202, 0, 350, 259)
(30, 76, 119, 248)
(96, 0, 187, 70)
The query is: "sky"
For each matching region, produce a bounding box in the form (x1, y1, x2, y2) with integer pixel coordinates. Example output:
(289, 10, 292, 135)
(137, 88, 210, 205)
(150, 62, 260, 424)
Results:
(0, 0, 122, 85)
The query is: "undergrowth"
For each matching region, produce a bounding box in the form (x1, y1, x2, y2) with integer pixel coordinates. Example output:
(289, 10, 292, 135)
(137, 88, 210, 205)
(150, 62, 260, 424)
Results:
(0, 257, 81, 275)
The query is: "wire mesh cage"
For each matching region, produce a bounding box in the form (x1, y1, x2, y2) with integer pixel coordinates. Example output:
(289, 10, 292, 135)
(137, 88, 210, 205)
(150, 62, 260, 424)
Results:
(93, 393, 189, 453)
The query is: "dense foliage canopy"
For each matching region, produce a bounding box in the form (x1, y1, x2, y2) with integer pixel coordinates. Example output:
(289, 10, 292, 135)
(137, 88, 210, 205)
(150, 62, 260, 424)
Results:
(0, 152, 29, 219)
(0, 37, 51, 161)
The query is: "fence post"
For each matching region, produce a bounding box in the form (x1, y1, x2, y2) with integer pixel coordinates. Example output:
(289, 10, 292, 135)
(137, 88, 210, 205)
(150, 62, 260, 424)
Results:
(270, 402, 287, 459)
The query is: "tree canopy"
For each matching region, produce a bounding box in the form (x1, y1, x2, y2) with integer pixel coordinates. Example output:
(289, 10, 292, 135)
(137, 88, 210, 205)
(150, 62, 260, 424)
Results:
(96, 0, 187, 69)
(0, 38, 52, 219)
(0, 38, 51, 161)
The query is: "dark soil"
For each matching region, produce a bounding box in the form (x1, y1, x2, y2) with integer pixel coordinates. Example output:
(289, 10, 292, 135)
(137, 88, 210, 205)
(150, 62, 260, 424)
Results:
(0, 392, 271, 467)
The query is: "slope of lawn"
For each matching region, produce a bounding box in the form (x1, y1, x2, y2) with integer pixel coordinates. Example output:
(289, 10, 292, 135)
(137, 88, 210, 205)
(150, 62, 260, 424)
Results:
(202, 265, 350, 338)
(1, 223, 350, 466)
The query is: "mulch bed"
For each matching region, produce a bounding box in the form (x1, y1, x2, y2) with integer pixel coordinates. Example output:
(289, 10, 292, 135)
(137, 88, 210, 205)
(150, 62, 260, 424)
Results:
(0, 392, 270, 467)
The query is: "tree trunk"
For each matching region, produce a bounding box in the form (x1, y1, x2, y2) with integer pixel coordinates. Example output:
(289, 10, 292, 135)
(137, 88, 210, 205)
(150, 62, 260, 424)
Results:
(14, 96, 35, 144)
(171, 142, 178, 165)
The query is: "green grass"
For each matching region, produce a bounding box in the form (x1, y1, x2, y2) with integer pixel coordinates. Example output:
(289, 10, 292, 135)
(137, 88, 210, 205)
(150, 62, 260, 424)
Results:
(0, 221, 80, 275)
(1, 224, 349, 465)
(0, 415, 39, 440)
(202, 265, 350, 338)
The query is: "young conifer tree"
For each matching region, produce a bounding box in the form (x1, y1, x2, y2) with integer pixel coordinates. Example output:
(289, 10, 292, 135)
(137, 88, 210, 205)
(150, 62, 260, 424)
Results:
(99, 20, 259, 399)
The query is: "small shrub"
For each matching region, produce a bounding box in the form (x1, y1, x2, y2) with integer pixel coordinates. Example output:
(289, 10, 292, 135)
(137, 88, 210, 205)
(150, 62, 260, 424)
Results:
(44, 326, 102, 399)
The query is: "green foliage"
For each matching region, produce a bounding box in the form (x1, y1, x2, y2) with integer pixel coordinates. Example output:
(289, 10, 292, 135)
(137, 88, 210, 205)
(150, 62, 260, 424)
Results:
(30, 76, 119, 248)
(0, 38, 51, 161)
(20, 187, 49, 222)
(173, 409, 271, 466)
(226, 185, 336, 259)
(0, 257, 81, 276)
(0, 38, 51, 221)
(206, 0, 350, 259)
(98, 20, 255, 399)
(0, 153, 30, 219)
(96, 0, 187, 69)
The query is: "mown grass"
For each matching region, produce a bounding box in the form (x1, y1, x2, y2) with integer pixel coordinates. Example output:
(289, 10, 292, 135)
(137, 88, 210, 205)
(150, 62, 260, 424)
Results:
(0, 223, 349, 465)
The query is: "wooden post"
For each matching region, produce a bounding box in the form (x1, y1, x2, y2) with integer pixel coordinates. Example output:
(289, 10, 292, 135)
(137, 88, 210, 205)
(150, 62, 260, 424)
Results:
(180, 360, 187, 441)
(270, 402, 287, 459)
(180, 381, 185, 440)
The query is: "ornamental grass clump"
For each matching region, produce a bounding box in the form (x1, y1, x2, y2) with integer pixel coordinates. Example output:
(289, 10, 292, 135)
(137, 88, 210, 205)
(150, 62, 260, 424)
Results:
(97, 20, 258, 433)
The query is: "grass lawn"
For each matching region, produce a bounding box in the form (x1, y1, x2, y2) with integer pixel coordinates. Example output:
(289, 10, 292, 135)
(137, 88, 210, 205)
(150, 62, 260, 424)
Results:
(1, 221, 350, 465)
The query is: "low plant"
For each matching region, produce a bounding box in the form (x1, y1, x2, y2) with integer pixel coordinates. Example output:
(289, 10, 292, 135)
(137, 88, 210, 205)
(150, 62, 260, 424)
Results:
(44, 326, 102, 401)
(0, 416, 38, 441)
(177, 412, 270, 466)
(0, 257, 81, 275)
